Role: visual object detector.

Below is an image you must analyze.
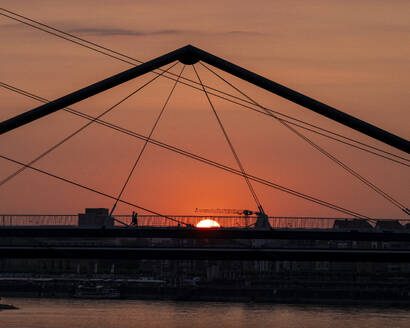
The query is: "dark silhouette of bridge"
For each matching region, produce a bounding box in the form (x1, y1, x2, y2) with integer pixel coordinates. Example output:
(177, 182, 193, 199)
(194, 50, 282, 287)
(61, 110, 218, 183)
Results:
(0, 25, 409, 263)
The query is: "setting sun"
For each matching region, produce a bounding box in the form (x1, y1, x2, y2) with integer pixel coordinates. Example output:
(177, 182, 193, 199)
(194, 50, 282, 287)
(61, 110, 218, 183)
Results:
(196, 219, 221, 228)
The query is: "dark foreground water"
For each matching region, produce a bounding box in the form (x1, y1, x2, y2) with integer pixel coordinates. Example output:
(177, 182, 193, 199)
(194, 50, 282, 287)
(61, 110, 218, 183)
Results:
(1, 298, 410, 328)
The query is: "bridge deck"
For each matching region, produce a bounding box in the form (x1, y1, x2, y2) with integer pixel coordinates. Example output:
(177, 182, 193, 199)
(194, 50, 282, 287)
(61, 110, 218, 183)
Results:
(0, 226, 409, 262)
(0, 246, 409, 262)
(1, 226, 409, 241)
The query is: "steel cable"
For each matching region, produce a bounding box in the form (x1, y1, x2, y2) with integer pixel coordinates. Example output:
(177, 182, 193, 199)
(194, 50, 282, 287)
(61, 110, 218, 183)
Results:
(1, 8, 406, 163)
(200, 63, 409, 214)
(0, 82, 373, 218)
(194, 64, 266, 211)
(2, 81, 407, 168)
(0, 154, 189, 226)
(109, 65, 186, 215)
(0, 62, 178, 187)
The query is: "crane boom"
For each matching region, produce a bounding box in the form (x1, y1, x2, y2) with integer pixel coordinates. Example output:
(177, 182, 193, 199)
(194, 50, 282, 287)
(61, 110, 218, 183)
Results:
(195, 208, 254, 215)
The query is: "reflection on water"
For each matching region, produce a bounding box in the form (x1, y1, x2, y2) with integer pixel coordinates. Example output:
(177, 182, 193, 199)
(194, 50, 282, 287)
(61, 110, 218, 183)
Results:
(1, 298, 410, 328)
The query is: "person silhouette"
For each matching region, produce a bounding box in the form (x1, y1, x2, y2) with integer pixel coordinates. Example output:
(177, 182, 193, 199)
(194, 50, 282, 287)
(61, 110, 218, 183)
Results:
(131, 211, 138, 226)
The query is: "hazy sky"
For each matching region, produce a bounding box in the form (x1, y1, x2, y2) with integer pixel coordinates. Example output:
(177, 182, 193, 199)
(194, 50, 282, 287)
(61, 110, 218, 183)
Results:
(0, 1, 409, 218)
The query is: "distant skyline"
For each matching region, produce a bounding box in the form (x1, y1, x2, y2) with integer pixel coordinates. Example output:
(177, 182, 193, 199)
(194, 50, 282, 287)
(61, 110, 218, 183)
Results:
(0, 1, 408, 218)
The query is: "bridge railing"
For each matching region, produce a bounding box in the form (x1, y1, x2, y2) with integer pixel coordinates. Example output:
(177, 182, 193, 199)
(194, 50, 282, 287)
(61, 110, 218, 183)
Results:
(1, 214, 409, 230)
(113, 215, 352, 229)
(0, 215, 78, 226)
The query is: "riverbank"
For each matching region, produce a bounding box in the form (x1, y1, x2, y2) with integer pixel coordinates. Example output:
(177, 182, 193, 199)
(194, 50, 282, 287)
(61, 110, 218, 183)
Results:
(2, 298, 410, 328)
(0, 302, 18, 310)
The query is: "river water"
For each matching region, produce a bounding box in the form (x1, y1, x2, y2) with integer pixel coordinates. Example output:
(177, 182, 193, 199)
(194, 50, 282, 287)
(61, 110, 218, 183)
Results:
(1, 298, 410, 328)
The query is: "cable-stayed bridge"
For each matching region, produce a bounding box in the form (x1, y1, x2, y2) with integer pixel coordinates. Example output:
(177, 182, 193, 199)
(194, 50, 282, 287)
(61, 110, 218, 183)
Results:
(0, 9, 409, 262)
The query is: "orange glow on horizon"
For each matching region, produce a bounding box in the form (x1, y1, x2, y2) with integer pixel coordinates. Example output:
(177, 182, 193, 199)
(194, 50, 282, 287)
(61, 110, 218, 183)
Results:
(196, 219, 221, 228)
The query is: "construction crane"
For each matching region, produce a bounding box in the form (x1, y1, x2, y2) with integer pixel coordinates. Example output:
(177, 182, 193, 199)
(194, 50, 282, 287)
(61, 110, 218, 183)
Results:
(195, 208, 271, 229)
(195, 208, 254, 216)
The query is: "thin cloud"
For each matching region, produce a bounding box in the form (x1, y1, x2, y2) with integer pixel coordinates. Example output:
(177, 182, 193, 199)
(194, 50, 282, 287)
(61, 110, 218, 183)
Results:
(225, 30, 264, 36)
(68, 27, 263, 37)
(68, 27, 182, 37)
(0, 22, 23, 29)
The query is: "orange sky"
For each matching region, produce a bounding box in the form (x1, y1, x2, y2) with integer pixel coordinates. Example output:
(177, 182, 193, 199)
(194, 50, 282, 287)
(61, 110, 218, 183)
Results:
(0, 1, 409, 218)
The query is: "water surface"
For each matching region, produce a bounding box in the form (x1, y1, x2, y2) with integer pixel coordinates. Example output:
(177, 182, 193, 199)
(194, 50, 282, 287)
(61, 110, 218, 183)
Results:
(1, 298, 410, 328)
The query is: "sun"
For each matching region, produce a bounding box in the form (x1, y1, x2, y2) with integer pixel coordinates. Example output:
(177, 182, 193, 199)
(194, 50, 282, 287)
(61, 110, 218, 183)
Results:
(196, 219, 221, 228)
